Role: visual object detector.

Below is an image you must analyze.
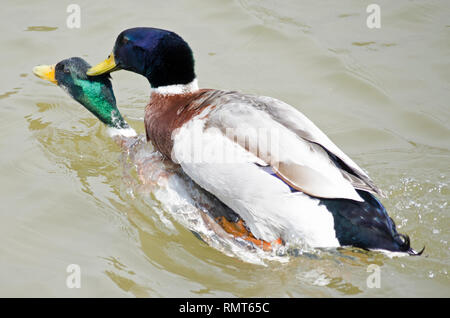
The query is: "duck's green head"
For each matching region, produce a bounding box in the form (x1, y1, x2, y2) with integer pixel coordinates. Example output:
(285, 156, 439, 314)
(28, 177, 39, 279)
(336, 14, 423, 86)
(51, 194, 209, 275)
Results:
(86, 27, 196, 89)
(33, 57, 131, 131)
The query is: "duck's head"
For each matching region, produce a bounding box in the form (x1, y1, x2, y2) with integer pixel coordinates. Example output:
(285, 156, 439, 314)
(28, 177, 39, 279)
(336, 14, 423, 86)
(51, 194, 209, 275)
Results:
(87, 27, 196, 90)
(33, 57, 133, 134)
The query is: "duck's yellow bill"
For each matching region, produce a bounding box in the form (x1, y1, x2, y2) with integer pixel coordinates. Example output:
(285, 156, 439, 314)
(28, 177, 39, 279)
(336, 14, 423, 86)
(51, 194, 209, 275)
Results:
(86, 53, 118, 76)
(32, 64, 57, 84)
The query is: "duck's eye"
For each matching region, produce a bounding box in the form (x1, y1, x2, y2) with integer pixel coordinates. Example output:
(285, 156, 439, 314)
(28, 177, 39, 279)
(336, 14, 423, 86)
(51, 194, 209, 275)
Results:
(56, 64, 69, 74)
(121, 36, 129, 45)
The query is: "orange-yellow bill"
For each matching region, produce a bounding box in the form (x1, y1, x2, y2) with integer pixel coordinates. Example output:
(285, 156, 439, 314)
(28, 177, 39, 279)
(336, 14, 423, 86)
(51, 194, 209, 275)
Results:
(86, 53, 118, 76)
(32, 64, 57, 84)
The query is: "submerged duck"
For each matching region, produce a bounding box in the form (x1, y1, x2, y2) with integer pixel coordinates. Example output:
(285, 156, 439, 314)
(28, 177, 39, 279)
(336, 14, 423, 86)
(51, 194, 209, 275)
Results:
(32, 57, 281, 255)
(85, 27, 423, 254)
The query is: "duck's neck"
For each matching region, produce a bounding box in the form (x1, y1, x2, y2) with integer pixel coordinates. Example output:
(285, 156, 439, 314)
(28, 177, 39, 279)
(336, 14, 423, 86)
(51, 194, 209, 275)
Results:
(92, 107, 137, 138)
(151, 78, 199, 96)
(100, 108, 137, 138)
(106, 125, 137, 138)
(71, 79, 137, 137)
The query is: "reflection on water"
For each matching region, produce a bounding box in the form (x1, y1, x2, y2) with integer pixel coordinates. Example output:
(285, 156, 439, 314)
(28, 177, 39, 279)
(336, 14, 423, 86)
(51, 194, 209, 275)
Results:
(25, 26, 58, 32)
(0, 0, 449, 297)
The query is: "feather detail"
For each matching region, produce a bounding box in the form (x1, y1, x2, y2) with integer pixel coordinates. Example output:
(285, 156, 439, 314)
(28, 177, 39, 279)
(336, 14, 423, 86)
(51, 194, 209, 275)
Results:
(273, 162, 363, 201)
(252, 95, 384, 197)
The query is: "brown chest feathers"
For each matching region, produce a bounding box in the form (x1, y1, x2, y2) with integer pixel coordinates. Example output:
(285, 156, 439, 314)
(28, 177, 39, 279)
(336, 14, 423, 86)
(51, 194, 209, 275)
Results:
(145, 89, 217, 160)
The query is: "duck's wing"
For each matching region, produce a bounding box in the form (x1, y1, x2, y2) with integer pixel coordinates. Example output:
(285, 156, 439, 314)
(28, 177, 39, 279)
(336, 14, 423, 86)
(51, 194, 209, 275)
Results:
(171, 90, 380, 202)
(171, 112, 342, 244)
(250, 95, 383, 197)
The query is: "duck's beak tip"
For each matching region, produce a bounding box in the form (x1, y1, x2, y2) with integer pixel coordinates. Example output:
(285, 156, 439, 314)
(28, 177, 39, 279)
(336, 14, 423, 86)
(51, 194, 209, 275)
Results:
(86, 53, 118, 76)
(33, 64, 57, 84)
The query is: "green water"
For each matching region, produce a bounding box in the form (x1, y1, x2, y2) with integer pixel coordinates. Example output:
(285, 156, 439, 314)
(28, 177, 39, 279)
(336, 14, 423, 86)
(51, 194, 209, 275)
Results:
(0, 0, 448, 297)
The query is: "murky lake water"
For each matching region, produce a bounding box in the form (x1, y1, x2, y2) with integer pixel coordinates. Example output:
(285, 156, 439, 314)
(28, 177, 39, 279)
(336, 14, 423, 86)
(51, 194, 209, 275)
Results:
(0, 0, 449, 297)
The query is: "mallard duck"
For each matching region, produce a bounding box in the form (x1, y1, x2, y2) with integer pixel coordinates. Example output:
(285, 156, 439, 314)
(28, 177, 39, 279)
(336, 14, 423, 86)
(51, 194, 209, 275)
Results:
(32, 57, 281, 254)
(33, 58, 136, 137)
(85, 27, 424, 254)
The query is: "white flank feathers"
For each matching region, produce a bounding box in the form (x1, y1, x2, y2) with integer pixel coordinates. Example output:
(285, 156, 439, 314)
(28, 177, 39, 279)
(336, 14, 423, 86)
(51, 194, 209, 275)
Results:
(172, 112, 340, 247)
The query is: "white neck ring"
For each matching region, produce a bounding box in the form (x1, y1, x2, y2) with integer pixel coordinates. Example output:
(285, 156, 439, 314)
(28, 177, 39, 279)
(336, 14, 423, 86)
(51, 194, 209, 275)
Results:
(152, 78, 199, 95)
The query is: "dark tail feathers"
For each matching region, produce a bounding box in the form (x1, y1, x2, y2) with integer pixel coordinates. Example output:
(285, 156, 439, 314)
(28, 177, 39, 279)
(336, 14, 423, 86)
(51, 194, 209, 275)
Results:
(393, 225, 425, 256)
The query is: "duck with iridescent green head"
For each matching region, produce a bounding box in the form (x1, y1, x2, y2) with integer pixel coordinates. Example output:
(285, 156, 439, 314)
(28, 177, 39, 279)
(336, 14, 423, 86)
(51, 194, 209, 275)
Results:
(33, 57, 136, 138)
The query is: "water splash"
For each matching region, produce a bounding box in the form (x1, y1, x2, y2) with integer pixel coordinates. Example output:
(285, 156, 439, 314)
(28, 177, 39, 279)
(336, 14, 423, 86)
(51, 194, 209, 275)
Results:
(118, 136, 290, 265)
